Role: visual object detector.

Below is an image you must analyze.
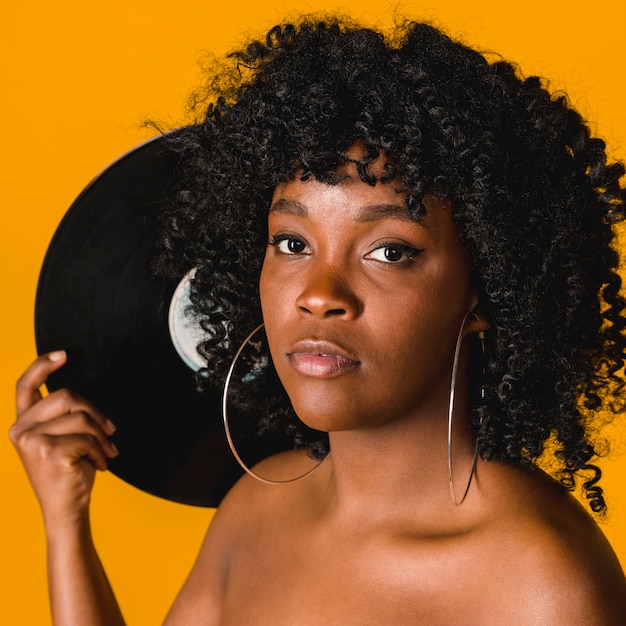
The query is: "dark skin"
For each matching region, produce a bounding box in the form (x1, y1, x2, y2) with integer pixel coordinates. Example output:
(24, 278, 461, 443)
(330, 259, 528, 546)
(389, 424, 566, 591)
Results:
(11, 155, 626, 624)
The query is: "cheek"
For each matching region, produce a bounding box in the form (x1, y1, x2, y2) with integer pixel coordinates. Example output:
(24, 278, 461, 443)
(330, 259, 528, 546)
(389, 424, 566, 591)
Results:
(259, 259, 270, 319)
(259, 261, 295, 367)
(259, 253, 278, 313)
(260, 259, 289, 326)
(375, 281, 468, 374)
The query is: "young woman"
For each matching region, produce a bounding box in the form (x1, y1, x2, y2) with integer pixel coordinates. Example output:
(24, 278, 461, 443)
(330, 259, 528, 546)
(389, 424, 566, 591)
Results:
(11, 17, 626, 624)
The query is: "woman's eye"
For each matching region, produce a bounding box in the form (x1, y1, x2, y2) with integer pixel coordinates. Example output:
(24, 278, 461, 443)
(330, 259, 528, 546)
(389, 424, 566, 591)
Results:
(367, 243, 423, 263)
(269, 234, 308, 255)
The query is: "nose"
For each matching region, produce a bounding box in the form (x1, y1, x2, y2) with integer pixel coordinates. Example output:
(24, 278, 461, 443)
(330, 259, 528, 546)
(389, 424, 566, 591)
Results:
(296, 264, 361, 319)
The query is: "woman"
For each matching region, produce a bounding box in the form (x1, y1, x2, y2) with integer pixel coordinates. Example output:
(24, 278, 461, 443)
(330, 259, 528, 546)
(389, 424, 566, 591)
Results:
(11, 17, 626, 624)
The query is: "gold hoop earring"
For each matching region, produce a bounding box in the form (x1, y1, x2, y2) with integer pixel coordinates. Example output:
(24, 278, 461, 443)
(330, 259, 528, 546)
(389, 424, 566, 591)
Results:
(222, 323, 327, 484)
(447, 311, 483, 506)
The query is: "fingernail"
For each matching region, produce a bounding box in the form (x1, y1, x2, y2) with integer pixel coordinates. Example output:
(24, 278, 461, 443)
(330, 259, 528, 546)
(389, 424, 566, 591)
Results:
(111, 443, 120, 456)
(48, 350, 66, 362)
(105, 419, 117, 434)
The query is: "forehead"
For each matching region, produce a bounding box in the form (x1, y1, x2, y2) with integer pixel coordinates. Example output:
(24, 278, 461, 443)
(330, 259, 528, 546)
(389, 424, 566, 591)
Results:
(272, 146, 411, 214)
(271, 173, 410, 220)
(271, 166, 455, 231)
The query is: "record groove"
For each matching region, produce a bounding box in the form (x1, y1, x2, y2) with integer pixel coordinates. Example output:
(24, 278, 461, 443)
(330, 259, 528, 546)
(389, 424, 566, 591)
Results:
(35, 131, 244, 507)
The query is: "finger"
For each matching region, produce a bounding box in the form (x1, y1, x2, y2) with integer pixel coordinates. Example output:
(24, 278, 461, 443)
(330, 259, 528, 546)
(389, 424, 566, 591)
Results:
(57, 433, 111, 473)
(13, 384, 116, 439)
(33, 387, 112, 430)
(15, 351, 68, 415)
(22, 411, 120, 459)
(28, 432, 112, 473)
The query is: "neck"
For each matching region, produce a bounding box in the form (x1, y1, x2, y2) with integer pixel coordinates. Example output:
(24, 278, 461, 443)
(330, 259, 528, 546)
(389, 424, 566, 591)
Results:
(317, 378, 481, 530)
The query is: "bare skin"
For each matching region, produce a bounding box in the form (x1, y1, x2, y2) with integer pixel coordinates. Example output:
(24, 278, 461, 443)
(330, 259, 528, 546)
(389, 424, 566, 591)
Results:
(12, 350, 124, 626)
(166, 453, 626, 625)
(11, 157, 626, 624)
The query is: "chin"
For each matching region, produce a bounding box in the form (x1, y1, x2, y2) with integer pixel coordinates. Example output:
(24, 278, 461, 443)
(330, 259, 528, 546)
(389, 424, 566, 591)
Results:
(289, 396, 373, 433)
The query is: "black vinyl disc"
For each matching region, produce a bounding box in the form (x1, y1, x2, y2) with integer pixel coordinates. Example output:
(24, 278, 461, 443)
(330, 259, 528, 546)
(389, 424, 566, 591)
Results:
(35, 130, 246, 507)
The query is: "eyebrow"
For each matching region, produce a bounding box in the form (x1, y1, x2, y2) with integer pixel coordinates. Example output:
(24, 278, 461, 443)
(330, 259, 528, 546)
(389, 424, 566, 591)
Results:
(269, 199, 418, 223)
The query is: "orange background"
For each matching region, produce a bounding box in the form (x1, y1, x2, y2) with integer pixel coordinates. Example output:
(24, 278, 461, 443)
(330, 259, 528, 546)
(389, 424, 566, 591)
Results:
(3, 1, 626, 623)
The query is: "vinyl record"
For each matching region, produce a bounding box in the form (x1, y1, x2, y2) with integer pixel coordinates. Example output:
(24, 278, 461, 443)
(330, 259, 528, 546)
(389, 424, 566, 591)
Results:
(34, 129, 259, 507)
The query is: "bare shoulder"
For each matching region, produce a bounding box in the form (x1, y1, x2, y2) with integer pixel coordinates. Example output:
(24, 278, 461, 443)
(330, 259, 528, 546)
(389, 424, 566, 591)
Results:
(496, 517, 626, 624)
(163, 450, 319, 624)
(214, 449, 323, 520)
(480, 465, 626, 624)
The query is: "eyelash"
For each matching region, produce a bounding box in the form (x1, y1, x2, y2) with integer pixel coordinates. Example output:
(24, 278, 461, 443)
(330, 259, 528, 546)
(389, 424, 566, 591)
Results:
(268, 234, 423, 264)
(367, 242, 424, 264)
(268, 234, 308, 254)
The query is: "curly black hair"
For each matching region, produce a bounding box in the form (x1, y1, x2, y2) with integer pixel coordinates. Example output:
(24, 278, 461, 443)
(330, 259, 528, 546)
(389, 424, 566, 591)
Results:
(156, 17, 626, 513)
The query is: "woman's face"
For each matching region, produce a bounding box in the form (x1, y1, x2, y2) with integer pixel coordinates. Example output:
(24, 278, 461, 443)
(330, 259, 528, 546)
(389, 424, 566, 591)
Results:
(259, 159, 481, 433)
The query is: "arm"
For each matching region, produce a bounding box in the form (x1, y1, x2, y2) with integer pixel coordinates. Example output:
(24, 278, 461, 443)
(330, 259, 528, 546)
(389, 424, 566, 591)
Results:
(162, 519, 226, 626)
(163, 468, 265, 624)
(10, 351, 125, 626)
(162, 477, 253, 625)
(45, 516, 125, 626)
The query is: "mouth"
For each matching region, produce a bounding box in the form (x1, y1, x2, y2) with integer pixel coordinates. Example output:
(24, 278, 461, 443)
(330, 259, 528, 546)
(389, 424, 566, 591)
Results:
(287, 340, 360, 379)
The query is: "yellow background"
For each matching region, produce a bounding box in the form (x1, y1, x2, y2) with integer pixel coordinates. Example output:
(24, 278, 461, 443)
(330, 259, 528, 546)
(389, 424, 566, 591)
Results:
(3, 1, 626, 623)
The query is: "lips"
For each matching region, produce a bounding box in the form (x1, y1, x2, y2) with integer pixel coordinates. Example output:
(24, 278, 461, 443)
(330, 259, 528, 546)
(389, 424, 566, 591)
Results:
(287, 340, 360, 379)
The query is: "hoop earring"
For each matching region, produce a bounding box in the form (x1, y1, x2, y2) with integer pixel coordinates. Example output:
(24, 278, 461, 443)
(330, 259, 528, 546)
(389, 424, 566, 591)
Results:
(448, 312, 483, 506)
(222, 323, 327, 485)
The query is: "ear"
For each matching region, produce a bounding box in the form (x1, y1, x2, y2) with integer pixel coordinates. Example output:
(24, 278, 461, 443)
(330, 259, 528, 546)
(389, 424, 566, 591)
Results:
(464, 292, 490, 336)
